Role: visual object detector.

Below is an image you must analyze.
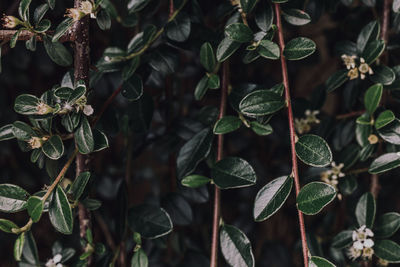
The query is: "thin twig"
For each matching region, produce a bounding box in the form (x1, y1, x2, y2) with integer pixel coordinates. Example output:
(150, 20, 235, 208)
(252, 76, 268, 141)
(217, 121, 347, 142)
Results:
(210, 62, 229, 267)
(0, 30, 75, 42)
(274, 3, 309, 266)
(335, 110, 365, 120)
(92, 85, 122, 126)
(381, 0, 391, 43)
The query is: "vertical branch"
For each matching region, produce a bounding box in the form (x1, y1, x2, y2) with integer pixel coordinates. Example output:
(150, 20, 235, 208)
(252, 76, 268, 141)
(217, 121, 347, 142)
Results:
(381, 0, 391, 44)
(74, 0, 91, 262)
(210, 62, 229, 267)
(274, 4, 309, 266)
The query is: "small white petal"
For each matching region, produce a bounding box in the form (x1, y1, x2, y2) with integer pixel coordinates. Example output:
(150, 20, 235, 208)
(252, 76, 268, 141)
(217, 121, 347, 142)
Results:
(364, 239, 374, 248)
(83, 105, 94, 116)
(354, 241, 364, 250)
(53, 254, 62, 263)
(365, 228, 374, 237)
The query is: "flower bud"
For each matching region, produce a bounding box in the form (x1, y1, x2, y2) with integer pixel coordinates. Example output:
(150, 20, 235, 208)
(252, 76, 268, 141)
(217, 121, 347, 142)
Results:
(2, 15, 21, 29)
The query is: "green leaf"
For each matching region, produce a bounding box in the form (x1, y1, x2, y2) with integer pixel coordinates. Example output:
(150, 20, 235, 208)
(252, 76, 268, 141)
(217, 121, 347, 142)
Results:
(97, 9, 111, 30)
(52, 18, 74, 42)
(35, 19, 51, 32)
(14, 232, 25, 261)
(361, 39, 385, 64)
(355, 192, 376, 228)
(49, 186, 73, 234)
(225, 23, 253, 43)
(369, 152, 400, 174)
(74, 116, 94, 154)
(25, 36, 37, 51)
(357, 20, 380, 53)
(128, 204, 173, 239)
(239, 90, 285, 117)
(19, 0, 32, 21)
(70, 171, 91, 200)
(364, 83, 382, 114)
(375, 110, 395, 129)
(208, 74, 220, 89)
(217, 37, 241, 62)
(181, 175, 211, 188)
(166, 12, 191, 42)
(14, 94, 40, 115)
(361, 0, 376, 7)
(21, 231, 39, 265)
(370, 65, 395, 85)
(12, 121, 36, 141)
(131, 248, 148, 267)
(211, 157, 257, 189)
(47, 0, 55, 9)
(194, 75, 210, 100)
(282, 9, 311, 26)
(240, 0, 258, 13)
(377, 119, 400, 145)
(309, 256, 335, 267)
(257, 40, 280, 60)
(0, 184, 29, 213)
(128, 0, 151, 12)
(375, 212, 400, 238)
(374, 240, 400, 263)
(177, 128, 213, 179)
(253, 176, 293, 221)
(249, 121, 273, 136)
(33, 3, 49, 24)
(10, 30, 21, 49)
(68, 84, 86, 103)
(255, 1, 273, 32)
(296, 182, 336, 215)
(0, 124, 16, 141)
(93, 129, 109, 152)
(162, 193, 193, 226)
(220, 224, 254, 267)
(26, 196, 43, 222)
(0, 219, 18, 233)
(122, 56, 140, 81)
(122, 74, 143, 101)
(331, 230, 353, 249)
(200, 42, 216, 72)
(42, 135, 64, 160)
(44, 37, 73, 66)
(325, 69, 348, 93)
(283, 37, 316, 60)
(213, 116, 242, 134)
(295, 134, 332, 167)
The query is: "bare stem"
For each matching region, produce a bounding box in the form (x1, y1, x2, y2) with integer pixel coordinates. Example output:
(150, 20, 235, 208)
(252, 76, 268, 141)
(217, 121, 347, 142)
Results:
(274, 3, 309, 266)
(381, 0, 391, 43)
(0, 30, 74, 42)
(335, 110, 365, 120)
(210, 62, 229, 267)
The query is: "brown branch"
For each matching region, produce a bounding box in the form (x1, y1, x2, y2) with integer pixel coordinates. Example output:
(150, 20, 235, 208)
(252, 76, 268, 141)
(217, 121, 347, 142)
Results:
(210, 62, 229, 267)
(169, 0, 175, 18)
(274, 3, 309, 266)
(0, 30, 75, 42)
(335, 110, 365, 120)
(92, 85, 122, 126)
(381, 0, 391, 43)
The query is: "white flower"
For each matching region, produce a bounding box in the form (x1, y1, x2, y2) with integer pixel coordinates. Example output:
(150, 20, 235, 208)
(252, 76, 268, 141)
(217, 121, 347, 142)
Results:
(65, 8, 84, 22)
(28, 137, 43, 149)
(358, 57, 373, 80)
(348, 225, 375, 261)
(341, 54, 357, 70)
(45, 253, 63, 267)
(80, 1, 93, 14)
(294, 110, 320, 134)
(347, 246, 362, 261)
(347, 67, 359, 80)
(83, 104, 94, 116)
(320, 161, 344, 193)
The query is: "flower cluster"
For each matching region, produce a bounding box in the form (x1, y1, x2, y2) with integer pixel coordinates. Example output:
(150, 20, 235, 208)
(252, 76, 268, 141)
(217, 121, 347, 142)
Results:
(294, 110, 320, 134)
(347, 225, 375, 261)
(1, 15, 21, 29)
(65, 1, 95, 22)
(342, 55, 374, 80)
(320, 161, 345, 199)
(45, 254, 63, 267)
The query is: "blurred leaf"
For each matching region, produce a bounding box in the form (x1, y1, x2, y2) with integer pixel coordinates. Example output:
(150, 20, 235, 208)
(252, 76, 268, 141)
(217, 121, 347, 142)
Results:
(364, 83, 382, 114)
(181, 175, 211, 188)
(282, 9, 311, 26)
(131, 248, 148, 267)
(375, 212, 400, 238)
(220, 224, 254, 267)
(374, 240, 400, 263)
(355, 192, 376, 228)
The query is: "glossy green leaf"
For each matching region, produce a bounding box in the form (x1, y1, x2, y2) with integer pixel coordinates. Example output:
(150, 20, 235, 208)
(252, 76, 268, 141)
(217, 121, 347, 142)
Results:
(200, 42, 216, 72)
(14, 232, 25, 261)
(131, 248, 148, 267)
(19, 0, 31, 21)
(162, 193, 193, 226)
(253, 176, 293, 221)
(13, 121, 36, 141)
(331, 230, 353, 249)
(282, 9, 311, 26)
(122, 56, 140, 81)
(369, 152, 400, 174)
(296, 182, 336, 215)
(52, 18, 74, 42)
(49, 186, 73, 234)
(128, 204, 173, 239)
(93, 129, 109, 152)
(364, 83, 382, 114)
(257, 40, 280, 60)
(70, 171, 90, 200)
(0, 184, 29, 213)
(220, 224, 254, 267)
(357, 20, 380, 53)
(374, 240, 400, 263)
(194, 76, 210, 100)
(375, 110, 395, 129)
(68, 84, 86, 103)
(122, 74, 143, 101)
(97, 9, 111, 30)
(213, 116, 242, 134)
(217, 37, 241, 62)
(181, 175, 211, 188)
(208, 74, 220, 89)
(283, 37, 316, 60)
(249, 121, 273, 136)
(255, 1, 273, 32)
(370, 65, 395, 85)
(295, 134, 332, 167)
(10, 30, 21, 49)
(0, 219, 18, 233)
(0, 124, 16, 141)
(166, 12, 191, 42)
(177, 128, 213, 179)
(21, 231, 39, 265)
(225, 23, 253, 43)
(74, 116, 94, 154)
(239, 90, 285, 117)
(355, 192, 376, 228)
(14, 94, 40, 115)
(361, 39, 385, 64)
(212, 157, 257, 189)
(26, 196, 43, 222)
(35, 19, 51, 32)
(47, 0, 55, 9)
(42, 135, 64, 160)
(377, 119, 400, 145)
(240, 0, 257, 13)
(309, 256, 335, 267)
(33, 3, 48, 24)
(375, 212, 400, 238)
(325, 69, 348, 93)
(44, 37, 73, 67)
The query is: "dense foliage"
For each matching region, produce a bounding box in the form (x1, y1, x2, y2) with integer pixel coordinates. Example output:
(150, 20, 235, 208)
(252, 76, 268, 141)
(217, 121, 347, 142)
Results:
(1, 0, 400, 266)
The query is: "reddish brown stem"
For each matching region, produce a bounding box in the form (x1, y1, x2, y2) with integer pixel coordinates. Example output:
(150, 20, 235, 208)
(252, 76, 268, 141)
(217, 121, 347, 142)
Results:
(335, 110, 365, 120)
(92, 85, 122, 126)
(0, 30, 74, 42)
(381, 0, 391, 43)
(210, 62, 229, 267)
(169, 0, 175, 18)
(274, 4, 309, 266)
